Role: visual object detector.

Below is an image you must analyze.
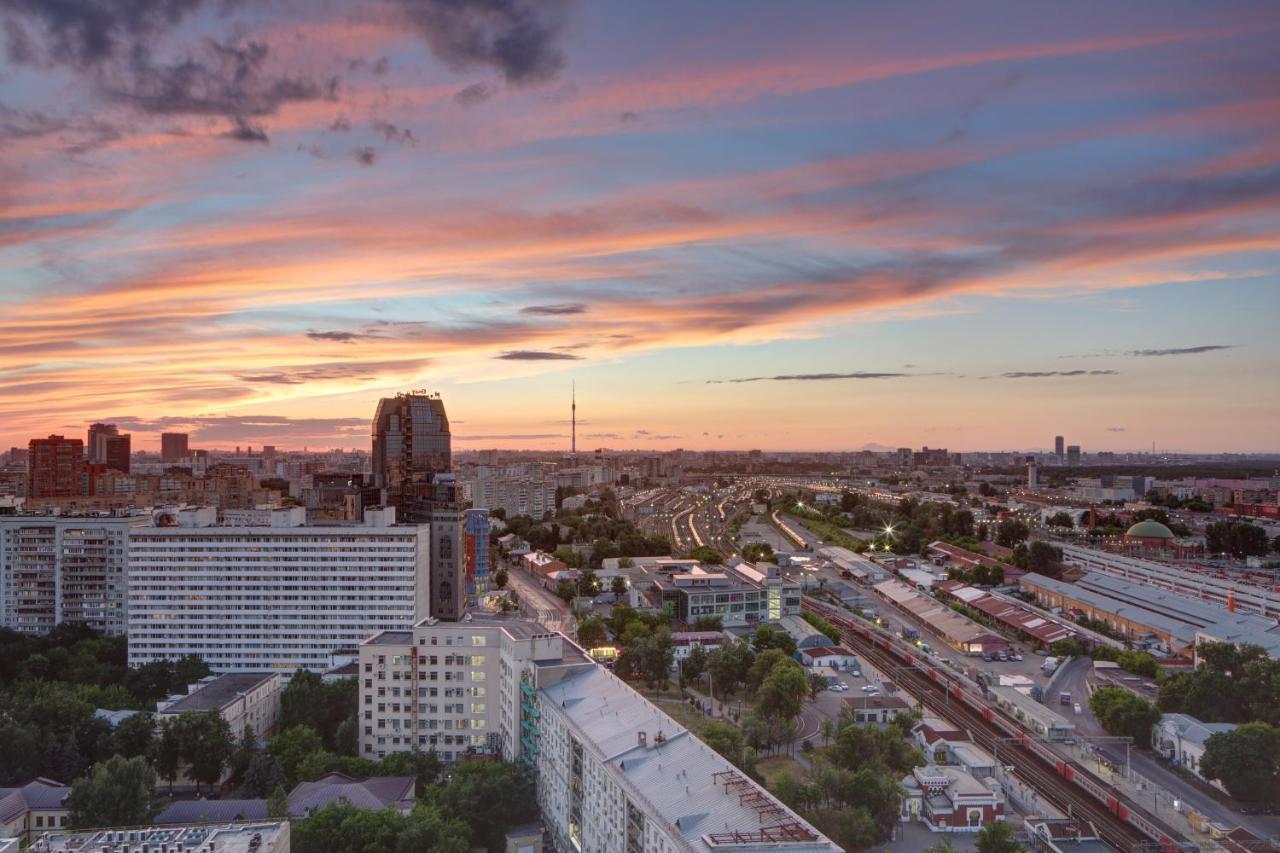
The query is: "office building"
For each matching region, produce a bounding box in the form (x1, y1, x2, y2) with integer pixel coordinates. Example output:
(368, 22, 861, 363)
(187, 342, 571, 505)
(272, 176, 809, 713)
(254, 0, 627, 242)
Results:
(26, 436, 85, 499)
(1066, 445, 1081, 466)
(371, 392, 450, 494)
(127, 507, 430, 672)
(1054, 435, 1064, 463)
(641, 560, 801, 629)
(1026, 456, 1038, 492)
(0, 516, 136, 635)
(161, 432, 189, 462)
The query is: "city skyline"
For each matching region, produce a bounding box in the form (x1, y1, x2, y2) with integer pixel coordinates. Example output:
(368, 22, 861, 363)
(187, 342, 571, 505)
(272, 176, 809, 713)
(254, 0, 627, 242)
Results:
(3, 1, 1279, 453)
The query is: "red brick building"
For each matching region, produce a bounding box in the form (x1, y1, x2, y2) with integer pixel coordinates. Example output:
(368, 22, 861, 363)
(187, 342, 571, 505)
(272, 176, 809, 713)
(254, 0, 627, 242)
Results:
(26, 435, 85, 498)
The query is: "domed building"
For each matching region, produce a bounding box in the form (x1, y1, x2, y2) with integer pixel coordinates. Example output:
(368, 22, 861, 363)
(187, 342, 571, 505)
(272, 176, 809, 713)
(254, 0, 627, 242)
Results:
(1118, 518, 1201, 559)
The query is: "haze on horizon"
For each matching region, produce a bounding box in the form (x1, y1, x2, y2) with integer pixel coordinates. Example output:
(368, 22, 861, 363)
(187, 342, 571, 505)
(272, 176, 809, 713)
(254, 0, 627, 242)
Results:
(2, 1, 1278, 454)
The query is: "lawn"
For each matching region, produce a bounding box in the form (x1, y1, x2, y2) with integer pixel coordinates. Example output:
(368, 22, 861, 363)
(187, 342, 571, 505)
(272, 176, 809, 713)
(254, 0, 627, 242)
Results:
(755, 754, 808, 784)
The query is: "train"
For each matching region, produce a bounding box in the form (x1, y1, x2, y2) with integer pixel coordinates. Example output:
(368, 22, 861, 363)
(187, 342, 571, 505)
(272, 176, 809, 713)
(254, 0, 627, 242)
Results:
(804, 598, 1190, 852)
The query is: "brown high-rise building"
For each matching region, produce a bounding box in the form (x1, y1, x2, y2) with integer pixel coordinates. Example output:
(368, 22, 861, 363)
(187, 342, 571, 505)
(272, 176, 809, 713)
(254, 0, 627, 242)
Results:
(371, 392, 451, 493)
(87, 423, 131, 473)
(28, 435, 86, 498)
(161, 432, 189, 462)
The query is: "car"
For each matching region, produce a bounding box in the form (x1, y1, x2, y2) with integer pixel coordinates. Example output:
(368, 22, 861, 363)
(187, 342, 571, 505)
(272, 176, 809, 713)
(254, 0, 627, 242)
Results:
(982, 653, 993, 662)
(1012, 654, 1024, 661)
(996, 651, 1008, 662)
(861, 685, 876, 692)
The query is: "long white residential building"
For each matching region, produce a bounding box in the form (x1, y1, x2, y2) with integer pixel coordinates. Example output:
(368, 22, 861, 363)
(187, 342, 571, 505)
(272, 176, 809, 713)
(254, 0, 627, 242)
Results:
(359, 616, 838, 852)
(0, 515, 142, 636)
(128, 507, 430, 673)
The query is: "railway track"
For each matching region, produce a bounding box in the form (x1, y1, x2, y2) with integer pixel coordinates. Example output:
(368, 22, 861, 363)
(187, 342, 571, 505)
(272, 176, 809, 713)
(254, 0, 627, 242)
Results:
(804, 598, 1188, 853)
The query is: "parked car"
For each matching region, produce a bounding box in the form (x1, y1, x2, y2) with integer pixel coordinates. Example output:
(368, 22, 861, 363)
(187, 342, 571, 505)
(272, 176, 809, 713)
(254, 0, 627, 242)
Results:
(983, 652, 994, 662)
(996, 650, 1008, 662)
(1012, 653, 1024, 661)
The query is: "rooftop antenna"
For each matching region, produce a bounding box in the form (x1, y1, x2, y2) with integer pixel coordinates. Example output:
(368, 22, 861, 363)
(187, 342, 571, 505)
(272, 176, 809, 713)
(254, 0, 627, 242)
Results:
(571, 380, 577, 456)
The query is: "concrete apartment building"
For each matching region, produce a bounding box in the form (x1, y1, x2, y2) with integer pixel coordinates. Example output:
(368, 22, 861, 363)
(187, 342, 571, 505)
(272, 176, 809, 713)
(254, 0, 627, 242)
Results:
(156, 672, 283, 741)
(359, 616, 836, 851)
(0, 516, 138, 636)
(127, 506, 430, 673)
(358, 614, 593, 763)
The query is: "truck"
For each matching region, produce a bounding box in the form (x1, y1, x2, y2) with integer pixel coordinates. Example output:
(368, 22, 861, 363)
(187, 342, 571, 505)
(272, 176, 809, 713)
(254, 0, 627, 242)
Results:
(1042, 656, 1059, 675)
(1059, 691, 1072, 706)
(901, 626, 920, 641)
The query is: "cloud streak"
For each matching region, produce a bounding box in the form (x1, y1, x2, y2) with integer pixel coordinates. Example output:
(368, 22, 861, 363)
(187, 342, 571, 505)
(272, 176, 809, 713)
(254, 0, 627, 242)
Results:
(708, 372, 909, 384)
(1127, 345, 1233, 357)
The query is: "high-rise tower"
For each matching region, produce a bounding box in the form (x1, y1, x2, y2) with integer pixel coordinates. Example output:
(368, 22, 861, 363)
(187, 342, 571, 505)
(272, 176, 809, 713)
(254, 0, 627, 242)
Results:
(571, 381, 576, 456)
(371, 392, 451, 493)
(370, 391, 463, 621)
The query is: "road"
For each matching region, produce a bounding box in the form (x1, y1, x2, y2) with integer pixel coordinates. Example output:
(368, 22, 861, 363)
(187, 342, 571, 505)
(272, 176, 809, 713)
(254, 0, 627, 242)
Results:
(503, 561, 576, 638)
(1056, 657, 1280, 841)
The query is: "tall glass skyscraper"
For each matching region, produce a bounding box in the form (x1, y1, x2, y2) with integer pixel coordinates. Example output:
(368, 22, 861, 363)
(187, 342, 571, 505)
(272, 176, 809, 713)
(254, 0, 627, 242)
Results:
(371, 392, 463, 620)
(371, 392, 451, 493)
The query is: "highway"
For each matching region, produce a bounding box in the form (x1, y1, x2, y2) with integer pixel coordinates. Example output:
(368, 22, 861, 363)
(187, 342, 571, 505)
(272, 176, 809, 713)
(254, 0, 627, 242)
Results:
(804, 598, 1186, 853)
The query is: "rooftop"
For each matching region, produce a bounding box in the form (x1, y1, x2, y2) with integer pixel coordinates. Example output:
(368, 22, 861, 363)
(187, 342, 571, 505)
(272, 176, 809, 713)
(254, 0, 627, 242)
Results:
(0, 779, 69, 824)
(30, 823, 288, 853)
(1125, 520, 1175, 539)
(539, 666, 838, 852)
(1155, 713, 1237, 748)
(159, 673, 277, 716)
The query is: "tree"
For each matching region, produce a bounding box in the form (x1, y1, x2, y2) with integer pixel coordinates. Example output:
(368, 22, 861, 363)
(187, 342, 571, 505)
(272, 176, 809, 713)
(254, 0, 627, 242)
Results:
(747, 649, 794, 695)
(1205, 521, 1270, 558)
(610, 575, 627, 597)
(1089, 687, 1160, 747)
(151, 718, 183, 792)
(995, 518, 1029, 548)
(493, 569, 509, 590)
(975, 819, 1023, 853)
(1199, 722, 1280, 803)
(269, 725, 325, 788)
(280, 670, 356, 750)
(752, 624, 797, 657)
(702, 721, 748, 765)
(108, 712, 155, 759)
(691, 615, 724, 632)
(1046, 511, 1074, 529)
(267, 784, 290, 819)
(238, 752, 287, 797)
(690, 545, 724, 564)
(379, 748, 441, 790)
(682, 643, 709, 682)
(555, 579, 576, 603)
(575, 616, 608, 649)
(432, 761, 537, 853)
(230, 723, 258, 784)
(182, 711, 235, 793)
(706, 640, 754, 700)
(67, 755, 156, 829)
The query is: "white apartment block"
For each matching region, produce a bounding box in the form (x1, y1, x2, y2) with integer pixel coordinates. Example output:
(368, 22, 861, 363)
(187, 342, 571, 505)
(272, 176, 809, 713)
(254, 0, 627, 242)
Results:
(0, 516, 139, 635)
(360, 616, 837, 853)
(463, 476, 557, 518)
(535, 666, 838, 853)
(128, 507, 430, 673)
(358, 614, 592, 763)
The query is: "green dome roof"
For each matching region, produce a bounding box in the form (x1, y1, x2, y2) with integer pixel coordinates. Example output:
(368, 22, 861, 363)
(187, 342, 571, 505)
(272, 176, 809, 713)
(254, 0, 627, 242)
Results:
(1126, 519, 1175, 539)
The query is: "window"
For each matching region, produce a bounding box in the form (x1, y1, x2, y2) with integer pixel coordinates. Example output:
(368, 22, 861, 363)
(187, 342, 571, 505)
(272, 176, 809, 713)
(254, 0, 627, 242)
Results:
(471, 635, 485, 646)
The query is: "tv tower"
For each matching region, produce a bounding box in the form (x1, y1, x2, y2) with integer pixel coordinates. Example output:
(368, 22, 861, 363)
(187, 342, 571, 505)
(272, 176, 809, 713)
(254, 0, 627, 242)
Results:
(571, 381, 576, 456)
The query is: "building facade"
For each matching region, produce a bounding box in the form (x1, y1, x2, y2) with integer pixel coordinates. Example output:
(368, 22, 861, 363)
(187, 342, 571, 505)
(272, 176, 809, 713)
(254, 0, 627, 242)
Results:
(160, 432, 190, 462)
(156, 672, 283, 741)
(26, 436, 85, 499)
(357, 615, 592, 763)
(127, 507, 430, 672)
(371, 392, 450, 493)
(0, 516, 136, 635)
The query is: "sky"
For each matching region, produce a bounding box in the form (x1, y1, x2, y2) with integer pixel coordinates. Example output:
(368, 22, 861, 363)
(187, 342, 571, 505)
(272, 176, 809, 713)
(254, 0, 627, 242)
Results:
(2, 1, 1278, 454)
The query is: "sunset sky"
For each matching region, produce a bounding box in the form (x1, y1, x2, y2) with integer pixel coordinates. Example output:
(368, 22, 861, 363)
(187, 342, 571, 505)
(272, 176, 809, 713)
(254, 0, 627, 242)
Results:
(2, 1, 1278, 453)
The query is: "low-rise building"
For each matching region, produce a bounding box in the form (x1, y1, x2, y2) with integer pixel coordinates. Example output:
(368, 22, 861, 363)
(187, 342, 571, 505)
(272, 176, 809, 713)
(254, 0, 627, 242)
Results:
(0, 779, 70, 842)
(798, 647, 859, 669)
(643, 561, 801, 629)
(30, 822, 290, 853)
(671, 631, 728, 663)
(1150, 714, 1237, 791)
(156, 672, 283, 741)
(152, 772, 415, 824)
(779, 614, 829, 650)
(844, 693, 911, 725)
(900, 765, 1005, 832)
